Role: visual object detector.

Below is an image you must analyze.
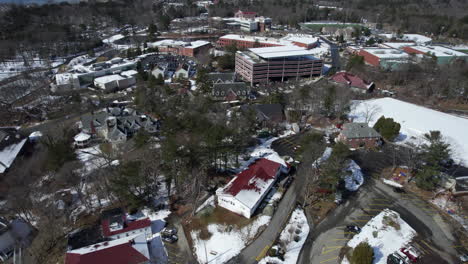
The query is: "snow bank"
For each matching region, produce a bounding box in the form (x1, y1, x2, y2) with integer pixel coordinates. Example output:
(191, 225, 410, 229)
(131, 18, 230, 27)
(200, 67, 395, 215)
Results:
(345, 160, 364, 191)
(312, 147, 332, 168)
(344, 209, 416, 264)
(259, 208, 310, 264)
(196, 195, 215, 213)
(76, 146, 108, 175)
(350, 98, 468, 164)
(191, 215, 271, 264)
(383, 179, 403, 189)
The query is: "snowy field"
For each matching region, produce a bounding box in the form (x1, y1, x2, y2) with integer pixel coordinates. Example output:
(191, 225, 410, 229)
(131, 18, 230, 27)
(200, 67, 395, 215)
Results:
(191, 215, 271, 264)
(342, 209, 416, 264)
(259, 208, 310, 264)
(350, 98, 468, 164)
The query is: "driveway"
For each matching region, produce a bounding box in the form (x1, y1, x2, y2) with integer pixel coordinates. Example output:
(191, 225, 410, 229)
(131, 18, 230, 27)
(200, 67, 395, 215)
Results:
(298, 179, 460, 264)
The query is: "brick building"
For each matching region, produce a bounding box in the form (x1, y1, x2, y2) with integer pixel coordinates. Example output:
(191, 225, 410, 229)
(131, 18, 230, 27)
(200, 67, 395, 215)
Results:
(217, 34, 320, 50)
(149, 40, 211, 58)
(235, 46, 323, 85)
(337, 123, 381, 149)
(358, 48, 410, 70)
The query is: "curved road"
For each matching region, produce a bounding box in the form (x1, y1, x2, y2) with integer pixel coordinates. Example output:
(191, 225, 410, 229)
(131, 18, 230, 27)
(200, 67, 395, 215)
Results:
(297, 179, 460, 264)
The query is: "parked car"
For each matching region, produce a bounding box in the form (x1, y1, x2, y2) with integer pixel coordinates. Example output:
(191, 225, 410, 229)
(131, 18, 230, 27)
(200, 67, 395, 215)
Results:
(399, 246, 420, 263)
(161, 227, 178, 236)
(387, 253, 408, 264)
(346, 225, 361, 234)
(283, 176, 294, 189)
(161, 234, 178, 243)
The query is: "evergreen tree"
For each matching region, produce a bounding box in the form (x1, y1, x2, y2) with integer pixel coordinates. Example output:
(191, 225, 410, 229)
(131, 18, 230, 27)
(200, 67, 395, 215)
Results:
(373, 116, 401, 141)
(351, 242, 374, 264)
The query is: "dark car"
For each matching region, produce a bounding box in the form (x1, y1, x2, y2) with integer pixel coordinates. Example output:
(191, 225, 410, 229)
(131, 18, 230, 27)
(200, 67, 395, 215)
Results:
(161, 234, 178, 243)
(161, 227, 178, 236)
(283, 176, 294, 189)
(346, 225, 361, 234)
(387, 253, 408, 264)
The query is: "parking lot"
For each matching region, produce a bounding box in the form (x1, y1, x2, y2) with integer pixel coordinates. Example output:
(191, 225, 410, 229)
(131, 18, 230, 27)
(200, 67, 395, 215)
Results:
(300, 179, 460, 264)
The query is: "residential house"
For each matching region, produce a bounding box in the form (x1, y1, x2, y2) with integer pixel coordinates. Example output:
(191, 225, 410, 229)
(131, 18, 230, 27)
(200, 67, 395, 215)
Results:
(216, 158, 288, 218)
(174, 63, 191, 79)
(212, 82, 250, 101)
(207, 72, 236, 84)
(65, 234, 150, 264)
(151, 66, 167, 79)
(101, 208, 152, 240)
(337, 123, 381, 148)
(330, 72, 375, 93)
(79, 107, 160, 144)
(241, 103, 284, 128)
(0, 128, 28, 174)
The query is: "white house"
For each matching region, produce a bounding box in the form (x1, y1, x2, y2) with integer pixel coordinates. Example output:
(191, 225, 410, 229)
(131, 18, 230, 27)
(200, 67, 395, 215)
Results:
(151, 66, 166, 79)
(101, 211, 152, 240)
(175, 63, 191, 79)
(73, 132, 91, 148)
(216, 158, 287, 218)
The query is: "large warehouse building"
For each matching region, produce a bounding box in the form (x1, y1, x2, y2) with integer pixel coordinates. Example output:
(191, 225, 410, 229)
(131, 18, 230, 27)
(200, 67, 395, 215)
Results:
(235, 46, 323, 85)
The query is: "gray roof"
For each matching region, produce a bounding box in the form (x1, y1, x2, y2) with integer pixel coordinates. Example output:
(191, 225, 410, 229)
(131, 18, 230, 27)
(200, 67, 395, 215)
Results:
(213, 82, 249, 95)
(208, 72, 236, 83)
(341, 123, 381, 139)
(242, 103, 284, 123)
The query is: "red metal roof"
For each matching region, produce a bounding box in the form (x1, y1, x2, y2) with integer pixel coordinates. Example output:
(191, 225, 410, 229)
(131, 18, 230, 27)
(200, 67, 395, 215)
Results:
(65, 240, 148, 264)
(102, 216, 151, 237)
(331, 72, 373, 90)
(225, 158, 281, 196)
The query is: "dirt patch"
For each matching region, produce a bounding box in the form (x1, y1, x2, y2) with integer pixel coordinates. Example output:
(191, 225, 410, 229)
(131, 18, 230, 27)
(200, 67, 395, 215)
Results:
(306, 195, 337, 225)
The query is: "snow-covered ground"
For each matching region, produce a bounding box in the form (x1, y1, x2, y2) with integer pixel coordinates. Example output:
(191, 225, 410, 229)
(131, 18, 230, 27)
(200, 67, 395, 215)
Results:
(344, 160, 364, 191)
(431, 195, 468, 232)
(76, 145, 110, 175)
(349, 98, 468, 164)
(342, 209, 416, 264)
(259, 208, 310, 264)
(191, 215, 271, 264)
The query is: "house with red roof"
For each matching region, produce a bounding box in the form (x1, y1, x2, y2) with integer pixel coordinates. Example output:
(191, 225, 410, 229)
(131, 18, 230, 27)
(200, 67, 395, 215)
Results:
(65, 234, 150, 264)
(330, 71, 375, 93)
(101, 208, 152, 240)
(216, 158, 287, 218)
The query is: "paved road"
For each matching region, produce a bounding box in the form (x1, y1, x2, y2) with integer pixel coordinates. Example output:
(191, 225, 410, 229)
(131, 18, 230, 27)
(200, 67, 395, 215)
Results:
(227, 178, 301, 264)
(298, 179, 460, 264)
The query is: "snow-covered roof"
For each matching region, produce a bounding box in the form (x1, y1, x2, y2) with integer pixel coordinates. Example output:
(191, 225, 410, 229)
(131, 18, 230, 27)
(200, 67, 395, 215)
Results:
(407, 45, 468, 57)
(220, 158, 282, 209)
(121, 70, 138, 77)
(94, 74, 125, 84)
(361, 48, 410, 59)
(381, 42, 416, 49)
(74, 132, 91, 142)
(0, 138, 27, 174)
(280, 34, 320, 45)
(149, 39, 210, 49)
(379, 33, 432, 44)
(249, 46, 320, 59)
(220, 34, 286, 45)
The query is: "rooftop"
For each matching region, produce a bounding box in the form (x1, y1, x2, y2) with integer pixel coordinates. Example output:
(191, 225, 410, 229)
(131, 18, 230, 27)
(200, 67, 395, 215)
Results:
(248, 46, 320, 59)
(379, 33, 432, 44)
(221, 158, 282, 209)
(341, 123, 381, 139)
(361, 48, 410, 59)
(381, 42, 416, 50)
(407, 45, 468, 57)
(65, 234, 149, 264)
(94, 74, 125, 84)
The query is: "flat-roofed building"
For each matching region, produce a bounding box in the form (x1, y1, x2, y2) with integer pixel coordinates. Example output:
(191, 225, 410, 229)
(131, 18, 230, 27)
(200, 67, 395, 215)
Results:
(235, 46, 323, 85)
(358, 48, 410, 70)
(402, 45, 468, 65)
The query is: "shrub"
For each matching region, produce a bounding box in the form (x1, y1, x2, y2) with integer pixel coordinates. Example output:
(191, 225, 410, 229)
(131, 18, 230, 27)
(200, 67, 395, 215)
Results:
(373, 116, 401, 141)
(350, 242, 374, 264)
